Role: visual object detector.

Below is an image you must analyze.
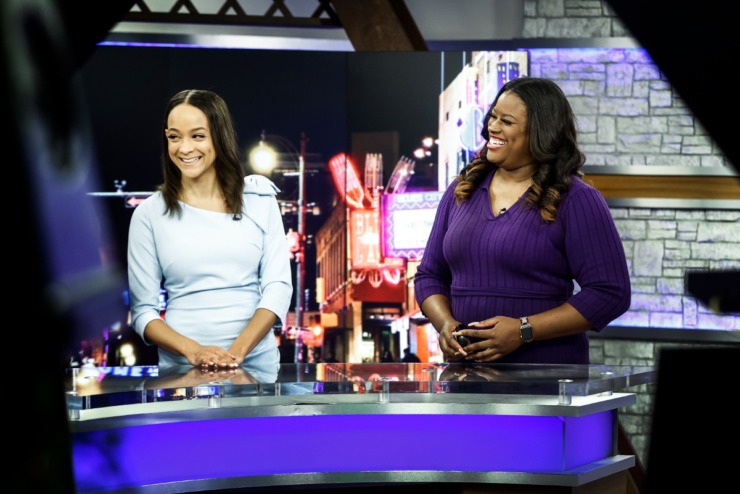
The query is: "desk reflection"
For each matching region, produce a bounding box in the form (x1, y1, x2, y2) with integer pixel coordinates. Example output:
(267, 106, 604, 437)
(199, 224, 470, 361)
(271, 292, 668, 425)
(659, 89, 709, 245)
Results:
(152, 362, 279, 387)
(66, 362, 654, 401)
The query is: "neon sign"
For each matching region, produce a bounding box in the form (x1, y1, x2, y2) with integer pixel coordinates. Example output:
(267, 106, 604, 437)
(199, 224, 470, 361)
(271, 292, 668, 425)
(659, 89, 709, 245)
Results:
(381, 191, 444, 260)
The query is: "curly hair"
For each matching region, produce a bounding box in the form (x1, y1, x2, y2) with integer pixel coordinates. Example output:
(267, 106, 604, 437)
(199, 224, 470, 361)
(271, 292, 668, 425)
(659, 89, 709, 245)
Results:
(454, 77, 585, 223)
(158, 89, 245, 217)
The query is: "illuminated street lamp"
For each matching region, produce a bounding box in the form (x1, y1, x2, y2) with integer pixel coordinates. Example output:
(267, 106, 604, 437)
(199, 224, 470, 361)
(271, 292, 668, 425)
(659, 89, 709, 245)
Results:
(413, 135, 437, 159)
(249, 131, 308, 364)
(249, 140, 282, 175)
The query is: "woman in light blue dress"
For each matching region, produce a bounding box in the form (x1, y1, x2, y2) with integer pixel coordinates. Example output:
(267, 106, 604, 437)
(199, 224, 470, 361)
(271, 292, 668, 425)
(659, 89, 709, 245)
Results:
(127, 89, 292, 372)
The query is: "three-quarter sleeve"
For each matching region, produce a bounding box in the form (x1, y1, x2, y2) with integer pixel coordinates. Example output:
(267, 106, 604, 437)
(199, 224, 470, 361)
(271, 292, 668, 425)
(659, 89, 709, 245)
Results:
(127, 195, 165, 344)
(562, 183, 631, 330)
(413, 183, 456, 308)
(243, 175, 293, 325)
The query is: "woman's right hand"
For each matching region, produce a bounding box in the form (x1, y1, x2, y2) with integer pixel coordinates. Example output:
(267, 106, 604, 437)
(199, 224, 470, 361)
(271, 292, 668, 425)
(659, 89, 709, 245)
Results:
(438, 322, 468, 361)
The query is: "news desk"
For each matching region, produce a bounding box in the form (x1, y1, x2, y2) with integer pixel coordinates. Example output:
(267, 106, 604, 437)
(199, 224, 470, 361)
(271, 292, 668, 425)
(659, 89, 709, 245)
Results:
(65, 362, 655, 494)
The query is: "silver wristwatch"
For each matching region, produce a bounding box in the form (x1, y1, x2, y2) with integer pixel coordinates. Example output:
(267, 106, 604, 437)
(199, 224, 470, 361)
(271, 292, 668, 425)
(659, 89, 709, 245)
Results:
(519, 316, 534, 343)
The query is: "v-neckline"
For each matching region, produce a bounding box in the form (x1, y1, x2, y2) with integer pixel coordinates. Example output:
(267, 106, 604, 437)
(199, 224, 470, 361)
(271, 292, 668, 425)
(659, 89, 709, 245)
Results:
(482, 169, 529, 220)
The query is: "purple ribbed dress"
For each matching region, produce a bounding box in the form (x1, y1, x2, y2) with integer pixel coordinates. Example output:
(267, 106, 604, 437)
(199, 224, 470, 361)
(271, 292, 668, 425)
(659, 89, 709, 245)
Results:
(414, 171, 631, 364)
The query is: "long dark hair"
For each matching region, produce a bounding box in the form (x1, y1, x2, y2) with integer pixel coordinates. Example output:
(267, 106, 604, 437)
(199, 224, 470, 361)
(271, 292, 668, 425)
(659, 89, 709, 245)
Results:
(454, 77, 585, 222)
(159, 89, 245, 217)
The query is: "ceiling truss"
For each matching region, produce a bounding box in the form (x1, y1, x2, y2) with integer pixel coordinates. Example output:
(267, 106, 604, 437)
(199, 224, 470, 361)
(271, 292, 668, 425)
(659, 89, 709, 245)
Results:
(124, 0, 342, 28)
(122, 0, 427, 50)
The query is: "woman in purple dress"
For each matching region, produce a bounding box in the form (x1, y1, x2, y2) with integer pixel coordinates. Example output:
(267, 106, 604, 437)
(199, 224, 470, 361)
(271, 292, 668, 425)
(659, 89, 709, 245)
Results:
(414, 77, 631, 364)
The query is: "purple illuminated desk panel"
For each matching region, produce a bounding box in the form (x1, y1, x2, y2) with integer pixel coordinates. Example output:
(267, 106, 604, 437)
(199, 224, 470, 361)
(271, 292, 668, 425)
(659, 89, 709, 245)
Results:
(66, 362, 655, 493)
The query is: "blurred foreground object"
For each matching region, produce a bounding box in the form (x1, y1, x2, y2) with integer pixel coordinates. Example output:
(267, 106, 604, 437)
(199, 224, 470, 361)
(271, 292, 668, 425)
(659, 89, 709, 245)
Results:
(686, 269, 740, 314)
(3, 0, 134, 491)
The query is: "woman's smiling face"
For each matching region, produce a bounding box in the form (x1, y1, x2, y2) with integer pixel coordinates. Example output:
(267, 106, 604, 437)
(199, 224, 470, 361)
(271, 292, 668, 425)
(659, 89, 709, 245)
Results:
(165, 103, 216, 181)
(485, 91, 533, 171)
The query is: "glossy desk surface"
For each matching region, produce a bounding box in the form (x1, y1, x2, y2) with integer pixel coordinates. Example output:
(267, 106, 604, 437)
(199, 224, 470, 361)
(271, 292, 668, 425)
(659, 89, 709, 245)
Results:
(65, 362, 655, 423)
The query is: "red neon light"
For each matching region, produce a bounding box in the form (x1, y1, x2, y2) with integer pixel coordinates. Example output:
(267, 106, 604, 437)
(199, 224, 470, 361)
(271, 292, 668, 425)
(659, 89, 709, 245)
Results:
(382, 269, 401, 285)
(328, 153, 365, 209)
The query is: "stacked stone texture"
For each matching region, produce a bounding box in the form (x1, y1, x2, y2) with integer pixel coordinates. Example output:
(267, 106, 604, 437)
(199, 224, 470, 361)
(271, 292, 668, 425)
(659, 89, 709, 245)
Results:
(522, 0, 739, 465)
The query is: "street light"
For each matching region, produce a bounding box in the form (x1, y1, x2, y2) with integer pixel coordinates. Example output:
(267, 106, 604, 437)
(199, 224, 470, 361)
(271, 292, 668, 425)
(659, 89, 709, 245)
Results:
(249, 131, 308, 364)
(249, 140, 282, 175)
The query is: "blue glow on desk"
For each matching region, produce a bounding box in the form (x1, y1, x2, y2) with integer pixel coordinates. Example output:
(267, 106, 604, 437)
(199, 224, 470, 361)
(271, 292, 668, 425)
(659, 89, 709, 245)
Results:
(72, 411, 614, 492)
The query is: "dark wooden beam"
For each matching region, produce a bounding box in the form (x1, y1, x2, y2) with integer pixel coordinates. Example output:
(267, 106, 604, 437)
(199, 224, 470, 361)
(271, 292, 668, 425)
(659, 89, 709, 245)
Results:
(587, 175, 740, 200)
(330, 0, 427, 51)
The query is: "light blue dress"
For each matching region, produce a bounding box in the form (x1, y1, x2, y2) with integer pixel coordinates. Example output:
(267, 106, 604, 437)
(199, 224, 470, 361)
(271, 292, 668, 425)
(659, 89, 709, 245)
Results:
(127, 175, 293, 369)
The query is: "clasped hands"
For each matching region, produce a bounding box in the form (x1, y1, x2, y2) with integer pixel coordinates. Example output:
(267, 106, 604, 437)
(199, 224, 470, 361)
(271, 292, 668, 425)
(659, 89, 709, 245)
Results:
(190, 344, 243, 369)
(442, 315, 523, 362)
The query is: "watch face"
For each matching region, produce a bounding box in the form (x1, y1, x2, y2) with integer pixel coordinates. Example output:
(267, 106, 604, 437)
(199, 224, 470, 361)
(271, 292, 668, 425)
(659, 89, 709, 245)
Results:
(520, 321, 534, 342)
